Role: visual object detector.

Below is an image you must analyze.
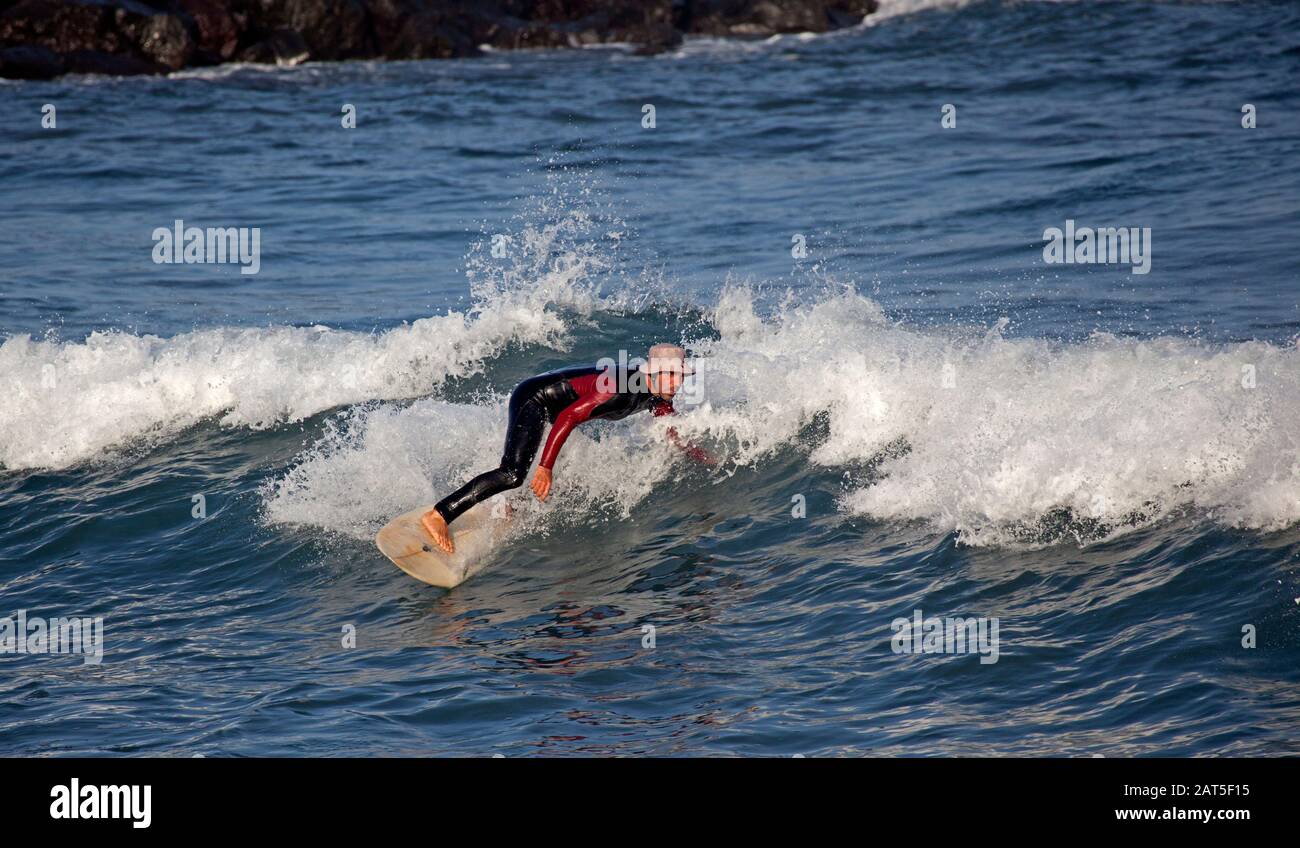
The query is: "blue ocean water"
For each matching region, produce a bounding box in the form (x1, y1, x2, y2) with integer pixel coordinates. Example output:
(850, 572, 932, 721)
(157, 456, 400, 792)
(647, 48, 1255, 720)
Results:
(1, 0, 1299, 756)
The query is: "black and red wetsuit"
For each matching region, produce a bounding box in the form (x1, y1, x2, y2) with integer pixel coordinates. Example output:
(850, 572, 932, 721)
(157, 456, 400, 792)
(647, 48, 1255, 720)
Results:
(434, 365, 678, 524)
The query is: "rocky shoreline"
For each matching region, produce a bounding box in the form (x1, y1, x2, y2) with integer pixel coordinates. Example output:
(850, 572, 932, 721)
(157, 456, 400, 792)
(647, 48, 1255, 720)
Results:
(0, 0, 879, 80)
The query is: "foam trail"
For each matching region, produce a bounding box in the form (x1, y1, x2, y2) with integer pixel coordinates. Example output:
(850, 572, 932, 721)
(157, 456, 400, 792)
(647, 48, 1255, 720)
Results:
(262, 393, 675, 541)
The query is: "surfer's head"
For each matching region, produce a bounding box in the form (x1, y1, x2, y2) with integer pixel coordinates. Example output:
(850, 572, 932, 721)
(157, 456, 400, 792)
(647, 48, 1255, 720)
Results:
(641, 343, 693, 400)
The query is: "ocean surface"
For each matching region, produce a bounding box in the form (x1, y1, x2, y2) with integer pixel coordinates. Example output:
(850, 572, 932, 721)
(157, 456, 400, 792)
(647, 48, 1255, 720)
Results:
(2, 0, 1299, 756)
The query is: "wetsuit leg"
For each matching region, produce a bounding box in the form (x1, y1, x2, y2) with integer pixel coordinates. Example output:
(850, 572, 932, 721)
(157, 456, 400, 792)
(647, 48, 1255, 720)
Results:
(434, 388, 549, 524)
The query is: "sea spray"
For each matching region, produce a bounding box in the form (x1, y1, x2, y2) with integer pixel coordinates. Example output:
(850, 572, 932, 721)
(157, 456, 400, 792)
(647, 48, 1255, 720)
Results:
(0, 209, 623, 473)
(264, 284, 1300, 549)
(679, 287, 1300, 544)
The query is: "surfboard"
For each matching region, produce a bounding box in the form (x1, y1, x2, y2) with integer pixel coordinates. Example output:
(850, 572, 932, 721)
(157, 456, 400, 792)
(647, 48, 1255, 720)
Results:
(375, 502, 509, 589)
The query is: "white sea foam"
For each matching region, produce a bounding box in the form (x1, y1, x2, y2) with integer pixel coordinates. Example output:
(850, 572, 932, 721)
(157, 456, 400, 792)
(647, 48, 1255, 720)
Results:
(0, 211, 619, 472)
(261, 392, 675, 541)
(867, 0, 978, 27)
(263, 282, 1300, 549)
(674, 287, 1300, 544)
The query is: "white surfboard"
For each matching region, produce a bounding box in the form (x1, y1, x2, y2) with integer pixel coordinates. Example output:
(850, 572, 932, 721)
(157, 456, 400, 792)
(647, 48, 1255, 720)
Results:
(375, 502, 510, 589)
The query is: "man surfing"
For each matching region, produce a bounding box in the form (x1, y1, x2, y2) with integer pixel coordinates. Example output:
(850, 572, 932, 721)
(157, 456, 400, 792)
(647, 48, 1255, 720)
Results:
(421, 343, 710, 553)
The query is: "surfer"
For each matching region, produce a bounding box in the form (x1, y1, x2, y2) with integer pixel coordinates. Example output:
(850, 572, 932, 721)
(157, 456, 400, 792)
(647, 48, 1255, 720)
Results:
(421, 343, 711, 553)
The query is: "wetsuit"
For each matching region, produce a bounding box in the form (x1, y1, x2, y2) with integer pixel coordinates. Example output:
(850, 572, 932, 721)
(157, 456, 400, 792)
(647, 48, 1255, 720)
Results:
(434, 365, 676, 524)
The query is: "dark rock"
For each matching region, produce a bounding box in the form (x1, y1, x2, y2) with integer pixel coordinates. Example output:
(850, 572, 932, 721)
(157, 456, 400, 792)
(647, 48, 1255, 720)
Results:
(361, 0, 409, 54)
(0, 43, 64, 78)
(566, 9, 611, 45)
(385, 11, 478, 60)
(557, 1, 675, 30)
(477, 14, 570, 52)
(236, 26, 308, 63)
(0, 0, 880, 79)
(752, 0, 826, 34)
(175, 0, 241, 61)
(0, 0, 119, 54)
(826, 2, 877, 29)
(63, 47, 163, 74)
(252, 0, 370, 60)
(622, 21, 683, 55)
(117, 10, 193, 69)
(0, 0, 195, 74)
(834, 1, 880, 23)
(682, 0, 879, 37)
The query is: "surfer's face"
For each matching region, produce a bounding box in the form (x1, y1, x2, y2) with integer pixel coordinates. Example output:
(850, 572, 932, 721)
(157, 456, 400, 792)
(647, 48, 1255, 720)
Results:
(650, 370, 683, 399)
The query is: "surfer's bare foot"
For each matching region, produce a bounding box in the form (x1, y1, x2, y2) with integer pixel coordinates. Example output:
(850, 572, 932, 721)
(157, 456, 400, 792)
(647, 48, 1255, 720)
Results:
(421, 510, 454, 553)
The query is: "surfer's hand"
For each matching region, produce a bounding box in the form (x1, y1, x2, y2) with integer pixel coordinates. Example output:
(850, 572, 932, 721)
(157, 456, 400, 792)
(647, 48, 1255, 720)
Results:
(687, 445, 718, 466)
(668, 426, 717, 466)
(531, 467, 552, 501)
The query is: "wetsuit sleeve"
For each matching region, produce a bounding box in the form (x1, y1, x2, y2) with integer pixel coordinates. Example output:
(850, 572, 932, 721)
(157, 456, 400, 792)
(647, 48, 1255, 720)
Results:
(538, 391, 615, 470)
